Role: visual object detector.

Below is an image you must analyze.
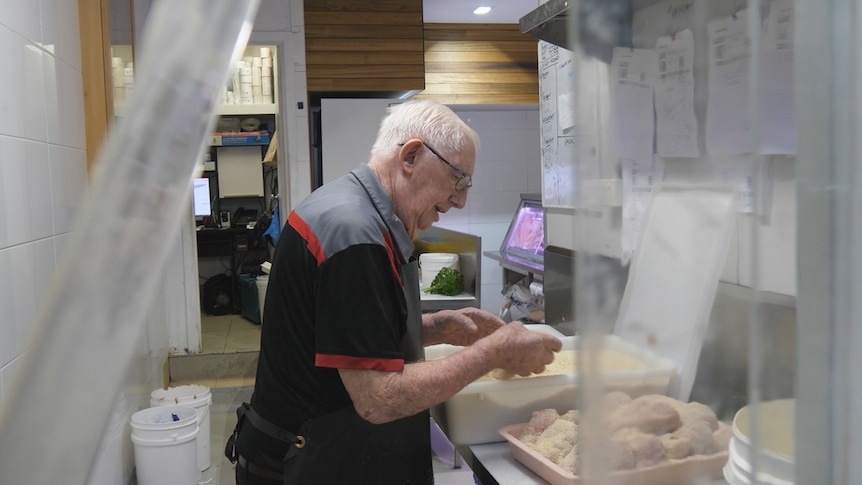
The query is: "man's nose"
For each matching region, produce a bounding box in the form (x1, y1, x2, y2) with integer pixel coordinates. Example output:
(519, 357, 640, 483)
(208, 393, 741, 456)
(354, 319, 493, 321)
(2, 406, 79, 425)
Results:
(449, 189, 468, 209)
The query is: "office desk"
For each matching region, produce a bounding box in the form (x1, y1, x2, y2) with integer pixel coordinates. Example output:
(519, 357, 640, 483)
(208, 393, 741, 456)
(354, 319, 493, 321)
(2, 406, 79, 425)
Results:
(196, 227, 233, 256)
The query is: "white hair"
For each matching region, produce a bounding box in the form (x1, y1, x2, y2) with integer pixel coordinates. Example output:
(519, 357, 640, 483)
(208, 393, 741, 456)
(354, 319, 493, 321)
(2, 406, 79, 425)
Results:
(370, 100, 480, 160)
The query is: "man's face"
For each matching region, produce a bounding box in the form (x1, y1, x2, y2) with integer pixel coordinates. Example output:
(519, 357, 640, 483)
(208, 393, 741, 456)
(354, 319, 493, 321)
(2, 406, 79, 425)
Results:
(398, 141, 475, 239)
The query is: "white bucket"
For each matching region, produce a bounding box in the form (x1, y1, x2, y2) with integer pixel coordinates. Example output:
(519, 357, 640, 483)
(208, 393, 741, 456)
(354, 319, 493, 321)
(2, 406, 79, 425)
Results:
(723, 399, 795, 485)
(256, 275, 269, 324)
(131, 405, 199, 485)
(151, 384, 212, 471)
(419, 253, 460, 289)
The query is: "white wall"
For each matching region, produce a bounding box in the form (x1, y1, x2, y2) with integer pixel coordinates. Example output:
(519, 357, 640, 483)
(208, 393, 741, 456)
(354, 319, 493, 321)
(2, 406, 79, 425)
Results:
(321, 98, 397, 184)
(438, 106, 542, 314)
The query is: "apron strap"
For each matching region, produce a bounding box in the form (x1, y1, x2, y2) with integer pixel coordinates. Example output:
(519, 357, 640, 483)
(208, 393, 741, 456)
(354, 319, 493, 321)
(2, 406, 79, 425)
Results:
(240, 402, 305, 447)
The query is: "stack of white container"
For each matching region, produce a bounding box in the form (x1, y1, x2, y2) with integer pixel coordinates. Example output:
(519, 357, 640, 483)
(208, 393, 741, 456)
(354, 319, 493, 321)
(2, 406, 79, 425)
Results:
(225, 48, 274, 106)
(260, 47, 273, 104)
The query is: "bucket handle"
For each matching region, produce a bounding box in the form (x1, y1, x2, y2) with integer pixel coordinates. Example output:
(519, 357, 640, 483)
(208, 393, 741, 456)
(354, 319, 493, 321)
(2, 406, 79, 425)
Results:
(197, 403, 210, 423)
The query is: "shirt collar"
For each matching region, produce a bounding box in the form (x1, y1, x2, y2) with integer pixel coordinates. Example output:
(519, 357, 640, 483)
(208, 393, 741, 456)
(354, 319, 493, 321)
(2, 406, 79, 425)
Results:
(351, 164, 415, 264)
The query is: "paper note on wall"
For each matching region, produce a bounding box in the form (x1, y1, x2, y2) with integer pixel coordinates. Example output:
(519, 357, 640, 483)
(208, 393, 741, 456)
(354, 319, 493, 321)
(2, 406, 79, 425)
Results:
(621, 158, 665, 265)
(609, 47, 657, 165)
(655, 29, 699, 158)
(759, 0, 796, 155)
(706, 11, 751, 156)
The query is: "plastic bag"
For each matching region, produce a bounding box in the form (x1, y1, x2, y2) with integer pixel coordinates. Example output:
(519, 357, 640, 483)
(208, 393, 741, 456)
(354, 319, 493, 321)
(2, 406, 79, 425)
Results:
(263, 205, 281, 246)
(499, 277, 545, 323)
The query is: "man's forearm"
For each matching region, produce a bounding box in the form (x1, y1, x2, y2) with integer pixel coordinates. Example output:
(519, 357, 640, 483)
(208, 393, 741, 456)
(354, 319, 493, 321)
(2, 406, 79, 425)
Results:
(340, 340, 496, 424)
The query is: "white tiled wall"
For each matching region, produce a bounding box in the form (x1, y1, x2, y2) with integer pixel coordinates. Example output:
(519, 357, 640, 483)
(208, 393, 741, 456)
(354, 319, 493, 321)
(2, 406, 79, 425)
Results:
(0, 3, 87, 374)
(0, 3, 157, 484)
(438, 106, 542, 315)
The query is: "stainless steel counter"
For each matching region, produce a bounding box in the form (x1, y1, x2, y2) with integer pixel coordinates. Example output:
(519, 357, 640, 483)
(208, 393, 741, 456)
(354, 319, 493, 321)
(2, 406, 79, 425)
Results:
(470, 441, 549, 484)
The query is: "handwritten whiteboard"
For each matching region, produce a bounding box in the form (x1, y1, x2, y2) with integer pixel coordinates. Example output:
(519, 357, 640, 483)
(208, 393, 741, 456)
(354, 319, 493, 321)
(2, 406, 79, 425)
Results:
(539, 42, 611, 209)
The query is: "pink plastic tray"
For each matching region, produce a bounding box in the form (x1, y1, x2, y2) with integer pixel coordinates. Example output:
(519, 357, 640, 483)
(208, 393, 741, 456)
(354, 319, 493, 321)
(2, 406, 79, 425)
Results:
(499, 423, 729, 485)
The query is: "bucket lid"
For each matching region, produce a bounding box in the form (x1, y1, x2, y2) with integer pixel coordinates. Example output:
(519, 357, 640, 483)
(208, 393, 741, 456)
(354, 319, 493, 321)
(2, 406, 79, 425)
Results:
(728, 399, 795, 484)
(132, 405, 198, 429)
(732, 399, 795, 460)
(419, 253, 459, 263)
(151, 384, 211, 405)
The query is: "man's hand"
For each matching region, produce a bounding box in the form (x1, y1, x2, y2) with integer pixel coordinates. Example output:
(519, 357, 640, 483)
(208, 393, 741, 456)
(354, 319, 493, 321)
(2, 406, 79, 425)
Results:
(477, 322, 562, 377)
(422, 307, 505, 346)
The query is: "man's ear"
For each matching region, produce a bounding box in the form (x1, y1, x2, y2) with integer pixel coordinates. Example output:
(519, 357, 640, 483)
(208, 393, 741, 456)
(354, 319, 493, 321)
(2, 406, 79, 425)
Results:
(399, 139, 422, 166)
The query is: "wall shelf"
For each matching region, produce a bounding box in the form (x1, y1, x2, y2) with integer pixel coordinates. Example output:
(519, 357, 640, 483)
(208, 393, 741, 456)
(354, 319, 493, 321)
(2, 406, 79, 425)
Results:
(220, 104, 278, 116)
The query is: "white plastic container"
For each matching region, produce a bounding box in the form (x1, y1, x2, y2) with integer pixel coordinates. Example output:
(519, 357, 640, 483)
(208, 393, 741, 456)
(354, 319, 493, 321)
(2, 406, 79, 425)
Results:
(131, 405, 199, 485)
(419, 252, 460, 289)
(724, 398, 795, 485)
(150, 385, 212, 471)
(426, 333, 676, 445)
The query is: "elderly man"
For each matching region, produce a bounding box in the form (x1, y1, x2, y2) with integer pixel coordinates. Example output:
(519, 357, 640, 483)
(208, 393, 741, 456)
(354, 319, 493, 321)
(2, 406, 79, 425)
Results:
(228, 99, 561, 484)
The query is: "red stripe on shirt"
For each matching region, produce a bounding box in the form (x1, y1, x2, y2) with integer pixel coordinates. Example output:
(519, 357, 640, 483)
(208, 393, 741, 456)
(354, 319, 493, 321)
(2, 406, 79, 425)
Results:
(288, 211, 326, 265)
(315, 353, 404, 372)
(383, 232, 402, 288)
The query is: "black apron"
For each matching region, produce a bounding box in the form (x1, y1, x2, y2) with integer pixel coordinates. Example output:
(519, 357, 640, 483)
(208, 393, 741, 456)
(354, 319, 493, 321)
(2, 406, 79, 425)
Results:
(281, 258, 433, 484)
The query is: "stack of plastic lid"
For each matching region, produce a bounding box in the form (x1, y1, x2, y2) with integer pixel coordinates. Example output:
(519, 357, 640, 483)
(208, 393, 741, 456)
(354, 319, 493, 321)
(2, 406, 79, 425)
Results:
(724, 398, 795, 485)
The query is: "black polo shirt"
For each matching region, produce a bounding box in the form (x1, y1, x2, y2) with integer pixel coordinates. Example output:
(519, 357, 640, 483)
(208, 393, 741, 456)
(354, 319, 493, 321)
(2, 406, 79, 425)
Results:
(240, 164, 415, 470)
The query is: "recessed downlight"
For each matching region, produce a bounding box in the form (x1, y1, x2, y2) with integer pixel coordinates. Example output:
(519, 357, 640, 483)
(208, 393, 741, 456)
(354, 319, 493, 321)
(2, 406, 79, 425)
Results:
(473, 6, 492, 15)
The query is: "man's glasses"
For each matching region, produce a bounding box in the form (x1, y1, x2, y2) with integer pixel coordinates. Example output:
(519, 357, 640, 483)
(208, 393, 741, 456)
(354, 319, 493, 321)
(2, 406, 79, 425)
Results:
(399, 142, 472, 191)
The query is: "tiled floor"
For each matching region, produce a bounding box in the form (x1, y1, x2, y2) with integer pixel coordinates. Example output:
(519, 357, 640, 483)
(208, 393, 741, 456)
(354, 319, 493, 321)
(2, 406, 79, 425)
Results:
(199, 313, 262, 355)
(170, 313, 261, 389)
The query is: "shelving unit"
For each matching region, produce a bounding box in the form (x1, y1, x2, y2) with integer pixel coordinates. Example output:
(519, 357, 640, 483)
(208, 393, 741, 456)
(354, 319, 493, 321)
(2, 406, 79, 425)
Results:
(220, 104, 278, 116)
(415, 226, 482, 312)
(196, 44, 281, 317)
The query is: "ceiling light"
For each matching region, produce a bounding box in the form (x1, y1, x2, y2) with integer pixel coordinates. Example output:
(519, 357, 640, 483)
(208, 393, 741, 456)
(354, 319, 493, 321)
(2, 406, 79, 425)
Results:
(473, 6, 492, 15)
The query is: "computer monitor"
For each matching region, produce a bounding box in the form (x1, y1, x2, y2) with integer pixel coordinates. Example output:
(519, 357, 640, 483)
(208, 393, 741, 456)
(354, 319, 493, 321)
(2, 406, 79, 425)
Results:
(193, 177, 213, 218)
